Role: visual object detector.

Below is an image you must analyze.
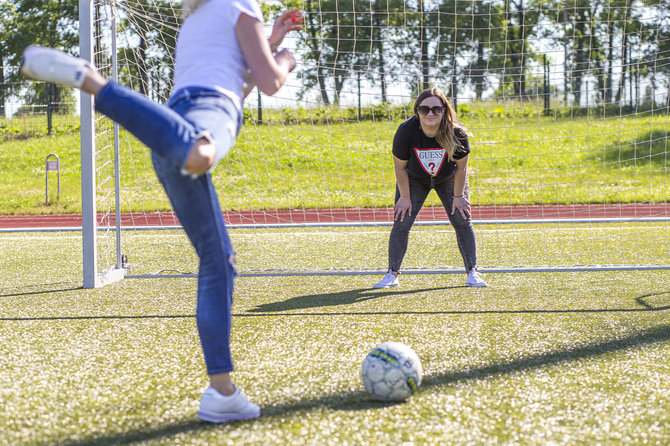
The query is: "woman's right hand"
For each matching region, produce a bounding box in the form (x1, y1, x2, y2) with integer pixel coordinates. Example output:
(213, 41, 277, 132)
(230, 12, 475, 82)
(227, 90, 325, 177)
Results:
(275, 48, 297, 72)
(269, 9, 303, 50)
(394, 196, 412, 222)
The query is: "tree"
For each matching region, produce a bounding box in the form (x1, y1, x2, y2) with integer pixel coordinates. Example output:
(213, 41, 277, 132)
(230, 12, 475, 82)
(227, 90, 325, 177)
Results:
(643, 0, 670, 106)
(0, 1, 19, 117)
(486, 0, 542, 99)
(2, 0, 78, 117)
(367, 0, 406, 103)
(461, 1, 506, 101)
(298, 0, 406, 105)
(116, 0, 179, 100)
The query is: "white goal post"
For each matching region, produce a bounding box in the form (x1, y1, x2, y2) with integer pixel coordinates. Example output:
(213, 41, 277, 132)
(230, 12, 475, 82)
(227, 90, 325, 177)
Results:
(80, 0, 670, 288)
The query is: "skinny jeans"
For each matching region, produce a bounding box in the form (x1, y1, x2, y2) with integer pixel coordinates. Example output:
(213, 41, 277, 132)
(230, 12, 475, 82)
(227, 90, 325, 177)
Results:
(388, 173, 478, 273)
(95, 82, 240, 374)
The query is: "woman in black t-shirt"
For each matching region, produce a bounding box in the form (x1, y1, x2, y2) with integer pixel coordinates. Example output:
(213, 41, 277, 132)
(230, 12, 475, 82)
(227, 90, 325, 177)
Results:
(373, 87, 487, 288)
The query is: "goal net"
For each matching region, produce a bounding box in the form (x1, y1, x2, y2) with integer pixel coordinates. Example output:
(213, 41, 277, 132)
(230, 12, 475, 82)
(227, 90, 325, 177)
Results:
(81, 0, 670, 287)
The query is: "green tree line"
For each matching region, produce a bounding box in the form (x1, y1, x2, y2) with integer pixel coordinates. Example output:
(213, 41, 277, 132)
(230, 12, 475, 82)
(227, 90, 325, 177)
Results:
(1, 0, 669, 115)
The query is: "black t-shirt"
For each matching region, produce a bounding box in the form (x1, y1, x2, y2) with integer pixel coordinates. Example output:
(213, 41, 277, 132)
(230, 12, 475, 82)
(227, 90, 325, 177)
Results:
(392, 116, 470, 179)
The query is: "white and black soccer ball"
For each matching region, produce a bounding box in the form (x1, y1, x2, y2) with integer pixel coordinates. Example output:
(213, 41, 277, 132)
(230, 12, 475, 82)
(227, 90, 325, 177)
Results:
(361, 341, 423, 401)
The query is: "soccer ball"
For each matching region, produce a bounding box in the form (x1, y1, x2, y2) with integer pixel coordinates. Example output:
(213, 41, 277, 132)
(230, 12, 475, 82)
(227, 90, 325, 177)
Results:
(361, 341, 423, 401)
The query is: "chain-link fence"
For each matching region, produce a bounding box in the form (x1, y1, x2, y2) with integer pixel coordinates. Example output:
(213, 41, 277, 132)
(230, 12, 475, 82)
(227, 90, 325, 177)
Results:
(1, 66, 79, 141)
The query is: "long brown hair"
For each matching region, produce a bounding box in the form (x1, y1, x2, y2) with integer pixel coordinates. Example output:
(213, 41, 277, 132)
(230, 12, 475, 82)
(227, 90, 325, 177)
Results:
(413, 87, 466, 161)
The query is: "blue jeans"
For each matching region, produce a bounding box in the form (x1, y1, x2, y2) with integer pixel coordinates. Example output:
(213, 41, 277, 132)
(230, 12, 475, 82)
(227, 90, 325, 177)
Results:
(95, 83, 240, 374)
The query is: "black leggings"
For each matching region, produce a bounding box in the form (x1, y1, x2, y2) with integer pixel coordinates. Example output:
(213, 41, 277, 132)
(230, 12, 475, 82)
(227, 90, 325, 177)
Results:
(387, 174, 478, 273)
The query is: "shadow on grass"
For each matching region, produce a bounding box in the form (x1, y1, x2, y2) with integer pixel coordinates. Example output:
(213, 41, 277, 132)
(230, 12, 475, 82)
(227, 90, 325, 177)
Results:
(421, 324, 670, 389)
(248, 286, 454, 313)
(243, 287, 670, 316)
(3, 290, 668, 321)
(58, 324, 670, 446)
(635, 291, 670, 311)
(0, 282, 81, 298)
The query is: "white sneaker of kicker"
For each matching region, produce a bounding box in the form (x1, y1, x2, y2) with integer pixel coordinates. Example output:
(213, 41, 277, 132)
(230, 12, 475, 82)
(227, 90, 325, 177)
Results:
(197, 386, 260, 423)
(466, 270, 488, 287)
(20, 46, 92, 88)
(373, 272, 399, 289)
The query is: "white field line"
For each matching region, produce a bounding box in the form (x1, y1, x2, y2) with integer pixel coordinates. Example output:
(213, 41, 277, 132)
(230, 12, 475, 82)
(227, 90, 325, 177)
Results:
(1, 224, 666, 241)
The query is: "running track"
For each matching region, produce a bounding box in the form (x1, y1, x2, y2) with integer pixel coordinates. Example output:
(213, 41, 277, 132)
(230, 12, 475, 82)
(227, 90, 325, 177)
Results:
(1, 204, 669, 229)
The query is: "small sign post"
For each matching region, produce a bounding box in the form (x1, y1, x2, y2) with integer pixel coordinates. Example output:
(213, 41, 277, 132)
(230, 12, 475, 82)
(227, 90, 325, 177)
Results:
(46, 154, 60, 204)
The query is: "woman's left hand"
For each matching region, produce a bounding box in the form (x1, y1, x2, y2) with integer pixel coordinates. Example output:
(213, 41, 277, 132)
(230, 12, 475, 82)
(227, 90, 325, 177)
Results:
(451, 196, 471, 220)
(269, 9, 303, 51)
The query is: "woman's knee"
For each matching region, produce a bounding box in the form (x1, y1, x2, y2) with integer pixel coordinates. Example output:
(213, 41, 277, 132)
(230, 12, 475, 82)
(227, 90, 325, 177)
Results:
(450, 214, 473, 231)
(392, 216, 417, 232)
(184, 137, 216, 174)
(391, 225, 412, 236)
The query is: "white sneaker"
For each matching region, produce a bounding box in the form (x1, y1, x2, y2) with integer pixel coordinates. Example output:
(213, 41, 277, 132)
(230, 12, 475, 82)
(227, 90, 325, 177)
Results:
(466, 270, 488, 287)
(197, 386, 260, 423)
(373, 272, 399, 289)
(20, 45, 93, 88)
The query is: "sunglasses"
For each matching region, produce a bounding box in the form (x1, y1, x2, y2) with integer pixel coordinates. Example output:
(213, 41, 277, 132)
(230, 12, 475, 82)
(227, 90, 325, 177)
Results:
(417, 105, 445, 116)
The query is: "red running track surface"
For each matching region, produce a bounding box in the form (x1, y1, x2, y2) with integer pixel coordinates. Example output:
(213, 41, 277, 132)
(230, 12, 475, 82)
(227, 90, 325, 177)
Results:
(1, 204, 669, 229)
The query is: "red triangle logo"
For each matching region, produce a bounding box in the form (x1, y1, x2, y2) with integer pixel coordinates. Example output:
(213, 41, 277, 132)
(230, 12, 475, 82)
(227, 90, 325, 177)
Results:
(413, 147, 445, 176)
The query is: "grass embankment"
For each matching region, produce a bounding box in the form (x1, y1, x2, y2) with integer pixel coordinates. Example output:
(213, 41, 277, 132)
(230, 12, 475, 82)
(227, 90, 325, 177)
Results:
(0, 107, 667, 215)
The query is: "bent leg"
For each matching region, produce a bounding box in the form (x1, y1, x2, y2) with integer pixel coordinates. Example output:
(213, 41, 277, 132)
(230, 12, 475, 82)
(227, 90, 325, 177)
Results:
(435, 179, 478, 272)
(19, 45, 197, 169)
(95, 81, 199, 171)
(388, 179, 430, 271)
(170, 91, 240, 173)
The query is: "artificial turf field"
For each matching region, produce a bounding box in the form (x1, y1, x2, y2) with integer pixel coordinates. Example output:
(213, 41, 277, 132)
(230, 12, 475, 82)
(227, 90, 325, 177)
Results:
(0, 231, 668, 445)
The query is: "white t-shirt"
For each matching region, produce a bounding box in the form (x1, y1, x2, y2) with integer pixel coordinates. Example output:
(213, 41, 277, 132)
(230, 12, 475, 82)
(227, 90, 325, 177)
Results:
(173, 0, 263, 111)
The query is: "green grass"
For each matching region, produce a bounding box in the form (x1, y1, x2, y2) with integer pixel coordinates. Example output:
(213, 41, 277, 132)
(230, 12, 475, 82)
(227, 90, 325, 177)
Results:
(0, 110, 668, 215)
(0, 133, 82, 214)
(94, 223, 670, 276)
(2, 103, 667, 443)
(0, 112, 79, 140)
(0, 231, 668, 444)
